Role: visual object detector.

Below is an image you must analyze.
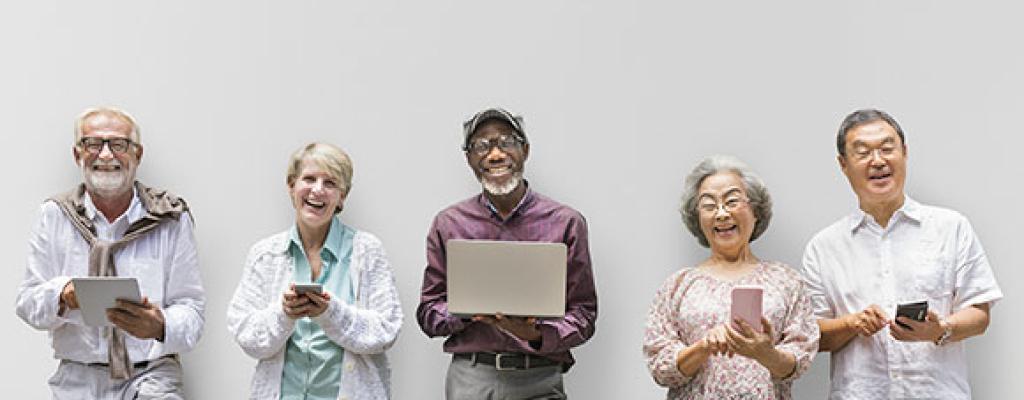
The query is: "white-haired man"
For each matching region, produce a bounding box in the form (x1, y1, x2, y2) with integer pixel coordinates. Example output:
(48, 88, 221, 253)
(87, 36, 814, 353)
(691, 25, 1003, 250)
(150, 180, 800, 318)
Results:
(16, 107, 205, 399)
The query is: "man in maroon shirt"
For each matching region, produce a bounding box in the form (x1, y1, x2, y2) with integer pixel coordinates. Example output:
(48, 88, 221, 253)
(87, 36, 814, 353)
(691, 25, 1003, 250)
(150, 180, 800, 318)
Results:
(416, 107, 598, 399)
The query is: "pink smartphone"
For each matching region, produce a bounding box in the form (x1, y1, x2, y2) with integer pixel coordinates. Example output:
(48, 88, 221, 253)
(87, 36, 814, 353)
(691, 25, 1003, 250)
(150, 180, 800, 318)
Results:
(730, 285, 764, 333)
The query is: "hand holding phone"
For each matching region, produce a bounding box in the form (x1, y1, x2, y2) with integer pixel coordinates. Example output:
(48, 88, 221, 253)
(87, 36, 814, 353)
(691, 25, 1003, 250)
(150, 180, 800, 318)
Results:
(895, 301, 928, 330)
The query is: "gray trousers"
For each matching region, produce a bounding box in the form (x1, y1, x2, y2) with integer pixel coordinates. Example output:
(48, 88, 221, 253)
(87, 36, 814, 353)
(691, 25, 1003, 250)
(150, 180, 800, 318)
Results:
(445, 355, 567, 400)
(48, 356, 184, 400)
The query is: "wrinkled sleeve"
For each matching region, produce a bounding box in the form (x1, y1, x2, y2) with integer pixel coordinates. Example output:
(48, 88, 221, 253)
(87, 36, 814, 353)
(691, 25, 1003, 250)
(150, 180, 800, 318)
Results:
(531, 213, 598, 355)
(643, 270, 692, 388)
(16, 203, 78, 330)
(313, 235, 403, 355)
(159, 213, 206, 355)
(415, 215, 467, 337)
(952, 216, 1003, 311)
(800, 240, 834, 319)
(772, 271, 820, 383)
(227, 243, 295, 360)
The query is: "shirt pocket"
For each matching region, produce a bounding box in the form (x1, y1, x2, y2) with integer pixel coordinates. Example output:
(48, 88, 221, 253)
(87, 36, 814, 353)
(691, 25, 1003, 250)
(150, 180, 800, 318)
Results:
(913, 252, 953, 315)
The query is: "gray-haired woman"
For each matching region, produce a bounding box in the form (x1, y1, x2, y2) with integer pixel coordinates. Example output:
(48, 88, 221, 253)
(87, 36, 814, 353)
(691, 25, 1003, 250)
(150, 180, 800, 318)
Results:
(643, 155, 818, 399)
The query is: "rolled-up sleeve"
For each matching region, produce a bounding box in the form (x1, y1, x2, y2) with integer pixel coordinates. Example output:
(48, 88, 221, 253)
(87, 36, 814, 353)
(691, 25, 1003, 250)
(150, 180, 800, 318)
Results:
(16, 203, 78, 330)
(159, 213, 206, 355)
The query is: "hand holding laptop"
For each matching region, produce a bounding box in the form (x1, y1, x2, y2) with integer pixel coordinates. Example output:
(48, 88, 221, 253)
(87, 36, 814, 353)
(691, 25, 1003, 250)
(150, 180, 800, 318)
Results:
(472, 312, 542, 341)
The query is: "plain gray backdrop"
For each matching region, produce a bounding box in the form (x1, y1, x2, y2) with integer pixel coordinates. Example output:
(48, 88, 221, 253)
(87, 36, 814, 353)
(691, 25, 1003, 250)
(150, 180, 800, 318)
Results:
(2, 1, 1019, 399)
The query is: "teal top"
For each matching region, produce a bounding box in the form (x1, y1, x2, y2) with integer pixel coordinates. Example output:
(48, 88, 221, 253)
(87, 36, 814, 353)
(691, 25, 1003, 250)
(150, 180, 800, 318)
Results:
(280, 217, 355, 400)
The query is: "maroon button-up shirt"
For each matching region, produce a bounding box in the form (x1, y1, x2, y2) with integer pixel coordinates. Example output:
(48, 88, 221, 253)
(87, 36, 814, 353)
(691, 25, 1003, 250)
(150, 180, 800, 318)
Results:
(416, 187, 598, 369)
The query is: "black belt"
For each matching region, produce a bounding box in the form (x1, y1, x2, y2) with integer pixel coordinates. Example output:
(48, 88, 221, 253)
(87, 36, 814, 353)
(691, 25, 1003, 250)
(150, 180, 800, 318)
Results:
(455, 352, 560, 370)
(83, 354, 176, 370)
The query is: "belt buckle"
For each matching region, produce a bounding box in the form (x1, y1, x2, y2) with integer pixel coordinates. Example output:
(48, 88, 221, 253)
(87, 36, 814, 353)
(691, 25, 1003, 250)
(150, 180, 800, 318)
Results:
(494, 353, 518, 371)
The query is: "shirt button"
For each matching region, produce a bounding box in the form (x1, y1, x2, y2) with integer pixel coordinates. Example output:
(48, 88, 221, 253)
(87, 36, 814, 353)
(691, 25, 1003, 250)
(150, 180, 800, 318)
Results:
(345, 362, 354, 372)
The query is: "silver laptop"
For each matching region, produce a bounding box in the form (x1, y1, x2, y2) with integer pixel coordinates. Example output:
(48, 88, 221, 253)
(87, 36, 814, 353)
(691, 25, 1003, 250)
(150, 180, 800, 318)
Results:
(446, 239, 567, 318)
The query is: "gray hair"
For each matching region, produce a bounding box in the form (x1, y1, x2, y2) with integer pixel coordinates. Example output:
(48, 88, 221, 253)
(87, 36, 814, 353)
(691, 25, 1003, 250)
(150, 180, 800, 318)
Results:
(837, 108, 905, 156)
(74, 107, 141, 144)
(679, 155, 773, 248)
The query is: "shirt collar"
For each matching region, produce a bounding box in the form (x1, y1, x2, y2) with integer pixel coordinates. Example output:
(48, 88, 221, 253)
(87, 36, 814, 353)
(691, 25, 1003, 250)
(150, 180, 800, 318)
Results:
(289, 216, 344, 262)
(82, 187, 142, 225)
(848, 195, 922, 232)
(478, 181, 533, 221)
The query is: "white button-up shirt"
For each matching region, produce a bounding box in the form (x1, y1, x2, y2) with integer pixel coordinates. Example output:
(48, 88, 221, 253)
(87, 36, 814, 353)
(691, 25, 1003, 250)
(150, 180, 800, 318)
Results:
(16, 190, 205, 363)
(801, 197, 1002, 400)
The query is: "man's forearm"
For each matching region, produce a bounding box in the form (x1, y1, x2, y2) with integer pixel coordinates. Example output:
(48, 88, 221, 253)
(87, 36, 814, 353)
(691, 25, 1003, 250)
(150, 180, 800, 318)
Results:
(944, 303, 991, 343)
(818, 317, 857, 352)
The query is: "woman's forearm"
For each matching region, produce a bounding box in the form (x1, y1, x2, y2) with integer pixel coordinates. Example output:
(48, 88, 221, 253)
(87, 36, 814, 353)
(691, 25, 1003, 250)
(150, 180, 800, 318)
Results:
(676, 340, 711, 377)
(756, 347, 797, 379)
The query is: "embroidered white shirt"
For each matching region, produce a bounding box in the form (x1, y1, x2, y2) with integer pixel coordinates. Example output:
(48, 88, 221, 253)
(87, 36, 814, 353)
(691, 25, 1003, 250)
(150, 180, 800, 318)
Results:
(801, 197, 1002, 400)
(227, 226, 403, 400)
(16, 191, 206, 363)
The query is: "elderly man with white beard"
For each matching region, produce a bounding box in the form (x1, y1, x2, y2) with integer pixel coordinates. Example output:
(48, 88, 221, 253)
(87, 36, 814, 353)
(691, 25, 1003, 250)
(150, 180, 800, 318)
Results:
(16, 107, 205, 399)
(416, 107, 598, 400)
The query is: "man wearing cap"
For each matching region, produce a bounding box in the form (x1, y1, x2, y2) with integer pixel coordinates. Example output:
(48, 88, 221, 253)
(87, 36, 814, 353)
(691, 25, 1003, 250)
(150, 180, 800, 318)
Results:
(416, 107, 598, 399)
(801, 109, 1002, 399)
(15, 107, 205, 398)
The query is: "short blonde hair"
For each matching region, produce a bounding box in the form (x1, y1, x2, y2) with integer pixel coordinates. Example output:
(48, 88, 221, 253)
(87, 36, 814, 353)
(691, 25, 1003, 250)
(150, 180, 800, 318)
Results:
(286, 142, 354, 200)
(74, 107, 141, 144)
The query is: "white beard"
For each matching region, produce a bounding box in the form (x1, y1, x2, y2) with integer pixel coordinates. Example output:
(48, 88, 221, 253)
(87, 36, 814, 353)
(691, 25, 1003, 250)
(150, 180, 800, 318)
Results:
(81, 159, 133, 198)
(480, 172, 522, 196)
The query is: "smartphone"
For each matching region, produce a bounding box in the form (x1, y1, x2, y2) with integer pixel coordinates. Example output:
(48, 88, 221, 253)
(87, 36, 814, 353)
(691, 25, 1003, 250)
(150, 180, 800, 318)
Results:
(294, 283, 323, 295)
(895, 301, 928, 330)
(730, 285, 764, 333)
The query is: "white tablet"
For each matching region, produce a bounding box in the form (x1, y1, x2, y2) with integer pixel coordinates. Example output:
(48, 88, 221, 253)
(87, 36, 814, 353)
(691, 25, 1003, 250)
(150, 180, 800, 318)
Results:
(71, 277, 142, 327)
(446, 239, 567, 318)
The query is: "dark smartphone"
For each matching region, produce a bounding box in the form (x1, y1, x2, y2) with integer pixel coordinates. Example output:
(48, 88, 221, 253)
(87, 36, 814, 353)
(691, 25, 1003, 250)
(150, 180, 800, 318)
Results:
(895, 301, 928, 330)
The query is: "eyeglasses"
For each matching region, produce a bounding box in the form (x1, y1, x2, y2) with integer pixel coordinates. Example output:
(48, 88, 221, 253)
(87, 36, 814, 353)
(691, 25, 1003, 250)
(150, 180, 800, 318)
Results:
(698, 196, 750, 214)
(849, 145, 900, 162)
(79, 137, 135, 154)
(463, 135, 525, 156)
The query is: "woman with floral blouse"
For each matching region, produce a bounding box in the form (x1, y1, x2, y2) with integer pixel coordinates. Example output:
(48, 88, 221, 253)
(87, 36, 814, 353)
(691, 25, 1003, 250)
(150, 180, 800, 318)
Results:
(643, 155, 819, 399)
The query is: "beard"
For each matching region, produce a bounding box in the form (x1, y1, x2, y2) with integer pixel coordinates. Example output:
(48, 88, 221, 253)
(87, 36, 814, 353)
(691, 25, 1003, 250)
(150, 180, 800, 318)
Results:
(480, 172, 522, 196)
(81, 159, 134, 198)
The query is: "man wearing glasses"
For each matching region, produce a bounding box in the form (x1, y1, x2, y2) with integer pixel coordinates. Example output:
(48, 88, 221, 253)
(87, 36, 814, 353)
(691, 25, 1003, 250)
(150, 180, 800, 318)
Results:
(800, 109, 1002, 399)
(16, 107, 205, 398)
(416, 107, 598, 399)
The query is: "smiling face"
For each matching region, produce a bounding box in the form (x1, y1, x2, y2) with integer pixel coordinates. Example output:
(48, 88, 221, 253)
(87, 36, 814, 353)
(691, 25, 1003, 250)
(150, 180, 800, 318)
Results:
(838, 120, 907, 209)
(697, 172, 757, 257)
(289, 159, 346, 232)
(465, 119, 529, 196)
(73, 111, 142, 200)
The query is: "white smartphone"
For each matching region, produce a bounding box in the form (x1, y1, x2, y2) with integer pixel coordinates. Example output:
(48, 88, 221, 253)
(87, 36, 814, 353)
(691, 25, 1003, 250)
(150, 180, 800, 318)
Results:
(730, 285, 764, 333)
(293, 283, 323, 295)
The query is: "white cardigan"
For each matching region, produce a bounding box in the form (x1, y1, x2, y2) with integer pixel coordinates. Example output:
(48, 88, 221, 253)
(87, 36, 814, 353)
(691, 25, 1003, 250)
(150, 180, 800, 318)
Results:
(227, 228, 403, 400)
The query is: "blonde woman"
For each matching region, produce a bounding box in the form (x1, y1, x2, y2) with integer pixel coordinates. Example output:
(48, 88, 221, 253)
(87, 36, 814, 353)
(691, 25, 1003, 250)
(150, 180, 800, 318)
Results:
(228, 143, 402, 400)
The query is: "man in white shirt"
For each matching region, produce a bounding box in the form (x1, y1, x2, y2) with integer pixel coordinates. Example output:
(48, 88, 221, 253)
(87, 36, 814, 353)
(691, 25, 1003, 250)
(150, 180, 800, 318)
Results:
(801, 109, 1003, 399)
(15, 107, 205, 399)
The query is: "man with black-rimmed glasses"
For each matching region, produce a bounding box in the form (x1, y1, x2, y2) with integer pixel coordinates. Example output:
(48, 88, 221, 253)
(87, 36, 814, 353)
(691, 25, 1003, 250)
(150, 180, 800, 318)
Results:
(416, 107, 598, 399)
(16, 107, 205, 399)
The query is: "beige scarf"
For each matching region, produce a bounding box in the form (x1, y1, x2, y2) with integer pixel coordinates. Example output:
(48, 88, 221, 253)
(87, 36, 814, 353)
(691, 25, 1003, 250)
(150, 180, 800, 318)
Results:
(50, 181, 190, 380)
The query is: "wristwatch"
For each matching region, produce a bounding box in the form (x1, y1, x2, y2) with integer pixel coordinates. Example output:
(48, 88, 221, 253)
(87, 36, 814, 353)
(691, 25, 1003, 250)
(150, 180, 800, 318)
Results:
(934, 319, 953, 346)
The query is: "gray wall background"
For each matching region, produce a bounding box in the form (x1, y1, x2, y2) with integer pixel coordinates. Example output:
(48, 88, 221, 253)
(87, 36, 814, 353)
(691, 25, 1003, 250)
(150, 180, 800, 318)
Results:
(1, 1, 1019, 398)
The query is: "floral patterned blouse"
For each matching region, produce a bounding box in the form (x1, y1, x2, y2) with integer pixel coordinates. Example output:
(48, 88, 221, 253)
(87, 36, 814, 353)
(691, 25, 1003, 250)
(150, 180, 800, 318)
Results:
(643, 262, 819, 399)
